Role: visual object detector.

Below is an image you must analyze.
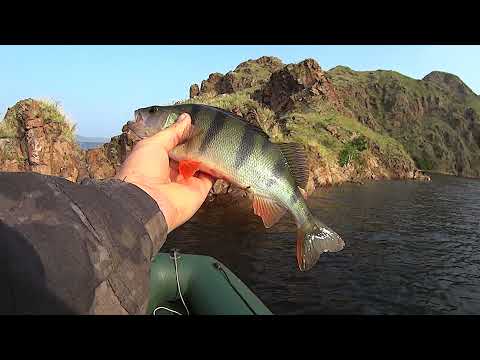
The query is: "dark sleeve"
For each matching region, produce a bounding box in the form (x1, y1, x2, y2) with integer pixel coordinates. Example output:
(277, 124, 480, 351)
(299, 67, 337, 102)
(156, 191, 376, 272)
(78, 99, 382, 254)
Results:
(0, 172, 168, 315)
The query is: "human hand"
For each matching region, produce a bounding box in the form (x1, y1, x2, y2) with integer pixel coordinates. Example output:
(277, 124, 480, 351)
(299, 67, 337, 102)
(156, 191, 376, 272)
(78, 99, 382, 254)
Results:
(115, 113, 213, 233)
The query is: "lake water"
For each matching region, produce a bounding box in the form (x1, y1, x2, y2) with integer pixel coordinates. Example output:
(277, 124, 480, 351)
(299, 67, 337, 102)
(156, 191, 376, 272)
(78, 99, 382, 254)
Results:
(164, 174, 480, 314)
(79, 142, 104, 150)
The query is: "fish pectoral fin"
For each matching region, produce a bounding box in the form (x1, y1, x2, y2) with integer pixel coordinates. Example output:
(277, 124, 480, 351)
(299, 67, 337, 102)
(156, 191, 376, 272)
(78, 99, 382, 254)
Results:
(179, 160, 202, 179)
(252, 195, 287, 228)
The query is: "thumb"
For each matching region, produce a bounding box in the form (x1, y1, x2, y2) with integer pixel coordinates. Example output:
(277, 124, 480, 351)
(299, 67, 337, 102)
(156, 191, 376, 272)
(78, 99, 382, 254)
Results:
(148, 113, 192, 151)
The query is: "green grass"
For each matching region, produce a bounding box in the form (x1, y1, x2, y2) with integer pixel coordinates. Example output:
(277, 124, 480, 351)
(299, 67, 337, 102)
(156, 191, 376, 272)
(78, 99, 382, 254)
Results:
(329, 66, 479, 123)
(328, 66, 460, 122)
(413, 156, 434, 171)
(284, 112, 340, 161)
(0, 139, 26, 162)
(0, 143, 15, 160)
(282, 110, 414, 168)
(466, 95, 480, 114)
(233, 61, 273, 84)
(396, 115, 474, 173)
(0, 120, 18, 138)
(331, 66, 429, 93)
(37, 100, 77, 143)
(232, 56, 283, 85)
(339, 136, 368, 167)
(0, 106, 21, 138)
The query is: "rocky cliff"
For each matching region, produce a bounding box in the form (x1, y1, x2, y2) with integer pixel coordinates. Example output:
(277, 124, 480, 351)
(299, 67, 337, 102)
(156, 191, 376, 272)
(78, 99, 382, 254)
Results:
(9, 55, 479, 192)
(0, 99, 86, 182)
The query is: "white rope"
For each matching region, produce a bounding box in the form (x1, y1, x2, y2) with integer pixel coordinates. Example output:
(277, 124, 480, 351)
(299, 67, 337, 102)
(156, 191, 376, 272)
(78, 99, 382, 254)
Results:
(173, 251, 190, 315)
(151, 250, 190, 316)
(153, 306, 183, 316)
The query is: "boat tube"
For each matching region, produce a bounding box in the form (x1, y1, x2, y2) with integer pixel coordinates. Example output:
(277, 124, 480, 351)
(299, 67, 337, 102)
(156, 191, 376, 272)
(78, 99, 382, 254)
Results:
(148, 250, 273, 315)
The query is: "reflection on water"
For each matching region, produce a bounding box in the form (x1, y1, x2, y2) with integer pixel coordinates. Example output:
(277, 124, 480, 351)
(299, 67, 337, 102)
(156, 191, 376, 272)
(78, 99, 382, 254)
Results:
(164, 174, 480, 314)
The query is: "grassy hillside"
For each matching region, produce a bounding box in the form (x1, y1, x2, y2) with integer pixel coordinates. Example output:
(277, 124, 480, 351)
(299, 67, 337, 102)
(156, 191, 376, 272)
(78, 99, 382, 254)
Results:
(329, 66, 480, 176)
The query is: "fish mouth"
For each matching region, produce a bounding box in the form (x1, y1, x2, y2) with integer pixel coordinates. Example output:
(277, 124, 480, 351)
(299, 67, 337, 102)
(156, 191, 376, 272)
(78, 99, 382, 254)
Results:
(126, 123, 146, 140)
(125, 111, 146, 139)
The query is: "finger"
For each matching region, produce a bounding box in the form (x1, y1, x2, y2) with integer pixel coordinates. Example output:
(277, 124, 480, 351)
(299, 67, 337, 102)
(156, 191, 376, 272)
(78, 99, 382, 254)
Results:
(147, 113, 192, 151)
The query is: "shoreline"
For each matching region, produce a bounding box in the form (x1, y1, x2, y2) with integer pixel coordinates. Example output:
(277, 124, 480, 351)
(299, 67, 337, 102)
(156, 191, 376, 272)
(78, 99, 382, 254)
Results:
(423, 170, 480, 180)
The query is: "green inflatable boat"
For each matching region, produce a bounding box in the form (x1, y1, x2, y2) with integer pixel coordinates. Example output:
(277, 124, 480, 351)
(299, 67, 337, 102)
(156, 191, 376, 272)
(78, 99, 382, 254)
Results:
(148, 249, 272, 315)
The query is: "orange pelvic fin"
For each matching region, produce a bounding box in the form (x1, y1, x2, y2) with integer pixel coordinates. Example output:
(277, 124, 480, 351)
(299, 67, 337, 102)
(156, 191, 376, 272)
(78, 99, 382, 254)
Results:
(179, 160, 201, 179)
(252, 195, 287, 228)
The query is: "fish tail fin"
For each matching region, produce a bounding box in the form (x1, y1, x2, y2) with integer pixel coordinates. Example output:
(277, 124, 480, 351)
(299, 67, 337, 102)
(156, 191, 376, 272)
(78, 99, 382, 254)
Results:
(296, 218, 344, 271)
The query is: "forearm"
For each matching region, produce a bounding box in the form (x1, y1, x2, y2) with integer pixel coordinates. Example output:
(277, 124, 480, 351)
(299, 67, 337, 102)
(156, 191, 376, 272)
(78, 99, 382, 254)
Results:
(0, 172, 168, 314)
(62, 177, 169, 314)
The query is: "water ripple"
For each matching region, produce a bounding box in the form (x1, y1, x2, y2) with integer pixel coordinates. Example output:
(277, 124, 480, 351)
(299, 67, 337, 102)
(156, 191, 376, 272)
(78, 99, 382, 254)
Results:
(165, 174, 480, 314)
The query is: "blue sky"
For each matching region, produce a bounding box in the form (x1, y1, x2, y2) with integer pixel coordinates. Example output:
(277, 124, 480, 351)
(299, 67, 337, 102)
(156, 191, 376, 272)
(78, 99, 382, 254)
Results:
(1, 45, 479, 138)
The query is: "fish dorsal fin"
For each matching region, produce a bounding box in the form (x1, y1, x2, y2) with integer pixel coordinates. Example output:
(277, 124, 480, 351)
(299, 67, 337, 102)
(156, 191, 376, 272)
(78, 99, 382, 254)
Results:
(277, 143, 309, 190)
(208, 105, 245, 120)
(245, 122, 270, 139)
(252, 195, 287, 228)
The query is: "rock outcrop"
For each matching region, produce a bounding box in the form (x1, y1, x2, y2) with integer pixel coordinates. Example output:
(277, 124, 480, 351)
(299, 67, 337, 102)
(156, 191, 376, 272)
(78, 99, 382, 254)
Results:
(0, 99, 85, 182)
(189, 83, 200, 98)
(82, 132, 133, 180)
(191, 56, 285, 98)
(255, 58, 341, 114)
